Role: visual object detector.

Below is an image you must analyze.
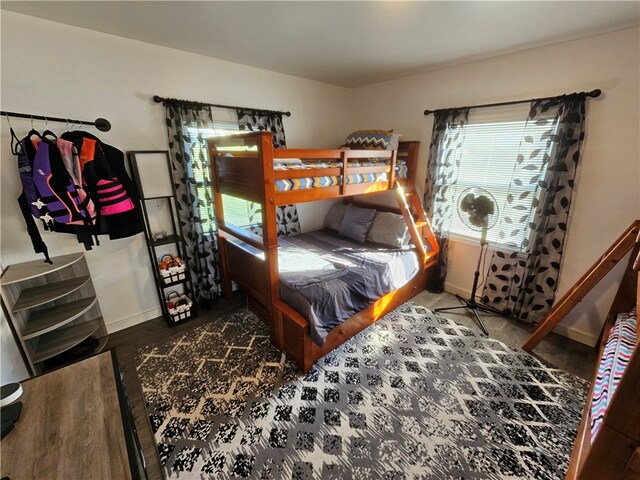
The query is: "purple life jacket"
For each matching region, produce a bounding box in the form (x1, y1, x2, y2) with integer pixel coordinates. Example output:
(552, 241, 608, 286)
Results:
(32, 140, 86, 225)
(16, 135, 48, 218)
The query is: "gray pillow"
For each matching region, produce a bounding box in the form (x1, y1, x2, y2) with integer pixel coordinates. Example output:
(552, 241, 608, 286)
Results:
(338, 205, 376, 243)
(324, 203, 347, 231)
(366, 211, 409, 248)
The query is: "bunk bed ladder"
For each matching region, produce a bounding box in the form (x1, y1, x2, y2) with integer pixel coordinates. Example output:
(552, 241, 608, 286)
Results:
(394, 182, 439, 266)
(523, 220, 640, 351)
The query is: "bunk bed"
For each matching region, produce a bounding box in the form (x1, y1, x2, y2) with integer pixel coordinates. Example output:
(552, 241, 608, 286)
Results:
(523, 220, 640, 480)
(208, 131, 439, 372)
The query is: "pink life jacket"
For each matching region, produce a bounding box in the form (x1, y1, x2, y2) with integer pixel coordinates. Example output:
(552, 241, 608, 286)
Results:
(56, 138, 96, 222)
(79, 138, 134, 216)
(96, 178, 135, 215)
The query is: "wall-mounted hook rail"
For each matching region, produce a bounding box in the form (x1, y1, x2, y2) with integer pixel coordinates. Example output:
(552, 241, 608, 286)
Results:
(0, 110, 111, 132)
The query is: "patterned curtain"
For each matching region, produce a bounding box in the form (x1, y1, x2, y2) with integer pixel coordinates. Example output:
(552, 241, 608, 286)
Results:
(423, 108, 470, 292)
(481, 95, 586, 321)
(165, 105, 220, 307)
(237, 108, 301, 237)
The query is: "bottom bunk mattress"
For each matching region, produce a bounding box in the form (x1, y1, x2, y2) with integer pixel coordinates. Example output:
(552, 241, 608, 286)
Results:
(278, 229, 420, 347)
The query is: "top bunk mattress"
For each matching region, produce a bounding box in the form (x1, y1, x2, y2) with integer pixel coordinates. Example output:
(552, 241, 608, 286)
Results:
(278, 229, 420, 346)
(274, 158, 407, 192)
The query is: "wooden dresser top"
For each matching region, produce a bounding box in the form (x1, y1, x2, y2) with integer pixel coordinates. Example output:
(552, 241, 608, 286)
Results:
(1, 351, 132, 480)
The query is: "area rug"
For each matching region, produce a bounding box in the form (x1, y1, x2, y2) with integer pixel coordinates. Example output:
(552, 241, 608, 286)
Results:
(134, 302, 587, 480)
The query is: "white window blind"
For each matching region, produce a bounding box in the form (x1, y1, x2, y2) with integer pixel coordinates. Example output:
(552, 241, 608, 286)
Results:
(446, 106, 558, 247)
(186, 122, 260, 233)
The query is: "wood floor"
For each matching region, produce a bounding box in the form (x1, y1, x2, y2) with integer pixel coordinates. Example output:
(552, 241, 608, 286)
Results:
(412, 291, 598, 380)
(106, 291, 597, 480)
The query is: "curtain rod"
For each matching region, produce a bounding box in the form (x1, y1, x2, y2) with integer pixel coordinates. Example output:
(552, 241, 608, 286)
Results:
(1, 110, 112, 132)
(423, 89, 602, 116)
(152, 95, 291, 117)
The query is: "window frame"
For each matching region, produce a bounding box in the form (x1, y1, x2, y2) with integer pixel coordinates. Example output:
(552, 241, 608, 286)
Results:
(185, 121, 261, 234)
(442, 109, 559, 250)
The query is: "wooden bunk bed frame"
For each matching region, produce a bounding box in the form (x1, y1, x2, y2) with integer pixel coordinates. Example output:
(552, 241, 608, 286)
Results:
(208, 131, 439, 372)
(523, 220, 640, 480)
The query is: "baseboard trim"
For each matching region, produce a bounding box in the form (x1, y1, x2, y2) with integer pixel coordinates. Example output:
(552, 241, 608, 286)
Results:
(443, 282, 470, 299)
(443, 282, 598, 347)
(550, 324, 598, 347)
(105, 307, 162, 334)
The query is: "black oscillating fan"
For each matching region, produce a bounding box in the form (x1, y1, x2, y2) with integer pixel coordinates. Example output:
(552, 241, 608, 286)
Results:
(435, 187, 502, 335)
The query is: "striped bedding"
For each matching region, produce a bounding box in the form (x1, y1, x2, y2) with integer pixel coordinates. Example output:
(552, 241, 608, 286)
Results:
(278, 229, 420, 346)
(590, 307, 637, 441)
(274, 159, 408, 192)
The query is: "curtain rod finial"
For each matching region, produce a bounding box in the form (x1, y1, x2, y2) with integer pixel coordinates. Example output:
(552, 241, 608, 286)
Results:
(424, 109, 433, 116)
(589, 89, 602, 98)
(94, 118, 111, 132)
(152, 95, 163, 103)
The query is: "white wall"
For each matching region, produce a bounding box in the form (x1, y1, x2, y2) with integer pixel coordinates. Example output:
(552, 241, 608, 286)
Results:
(0, 11, 351, 348)
(351, 27, 640, 345)
(1, 11, 637, 374)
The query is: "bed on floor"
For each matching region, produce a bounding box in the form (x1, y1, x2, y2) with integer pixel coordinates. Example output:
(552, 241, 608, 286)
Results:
(278, 229, 421, 347)
(208, 131, 438, 372)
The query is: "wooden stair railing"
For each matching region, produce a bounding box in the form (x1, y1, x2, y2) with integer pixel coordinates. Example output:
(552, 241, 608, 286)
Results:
(407, 187, 440, 254)
(394, 182, 439, 266)
(566, 231, 640, 480)
(523, 219, 640, 352)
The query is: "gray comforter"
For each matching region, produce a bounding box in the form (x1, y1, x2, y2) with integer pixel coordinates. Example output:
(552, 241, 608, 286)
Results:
(278, 229, 419, 346)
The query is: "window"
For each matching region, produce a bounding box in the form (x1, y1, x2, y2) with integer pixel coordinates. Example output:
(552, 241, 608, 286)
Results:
(446, 107, 559, 247)
(186, 122, 261, 233)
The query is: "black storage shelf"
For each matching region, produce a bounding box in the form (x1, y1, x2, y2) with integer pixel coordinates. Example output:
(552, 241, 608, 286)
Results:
(127, 151, 197, 327)
(161, 276, 190, 289)
(152, 234, 184, 247)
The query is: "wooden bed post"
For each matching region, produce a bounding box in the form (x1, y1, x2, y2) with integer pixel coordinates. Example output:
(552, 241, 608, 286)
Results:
(209, 142, 233, 299)
(258, 132, 283, 347)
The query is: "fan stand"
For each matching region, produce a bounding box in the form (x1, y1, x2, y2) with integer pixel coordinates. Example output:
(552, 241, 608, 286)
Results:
(434, 224, 502, 335)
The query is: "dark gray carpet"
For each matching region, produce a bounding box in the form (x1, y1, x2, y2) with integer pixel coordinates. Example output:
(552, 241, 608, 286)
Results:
(134, 302, 587, 479)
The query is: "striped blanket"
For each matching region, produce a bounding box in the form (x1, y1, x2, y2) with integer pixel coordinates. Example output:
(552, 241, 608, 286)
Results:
(590, 307, 637, 441)
(274, 159, 408, 192)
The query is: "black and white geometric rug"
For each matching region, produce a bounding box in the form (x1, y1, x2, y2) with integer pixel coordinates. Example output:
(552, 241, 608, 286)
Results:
(134, 302, 587, 480)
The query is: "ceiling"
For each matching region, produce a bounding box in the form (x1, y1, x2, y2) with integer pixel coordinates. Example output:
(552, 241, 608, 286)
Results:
(2, 1, 639, 88)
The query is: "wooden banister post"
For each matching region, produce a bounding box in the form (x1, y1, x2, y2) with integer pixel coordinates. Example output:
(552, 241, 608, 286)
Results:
(522, 220, 640, 351)
(208, 139, 233, 299)
(339, 151, 348, 196)
(394, 185, 427, 263)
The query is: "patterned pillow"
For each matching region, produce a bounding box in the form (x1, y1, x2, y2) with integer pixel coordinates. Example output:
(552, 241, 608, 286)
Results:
(366, 211, 409, 248)
(340, 130, 394, 150)
(324, 203, 348, 231)
(338, 205, 376, 244)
